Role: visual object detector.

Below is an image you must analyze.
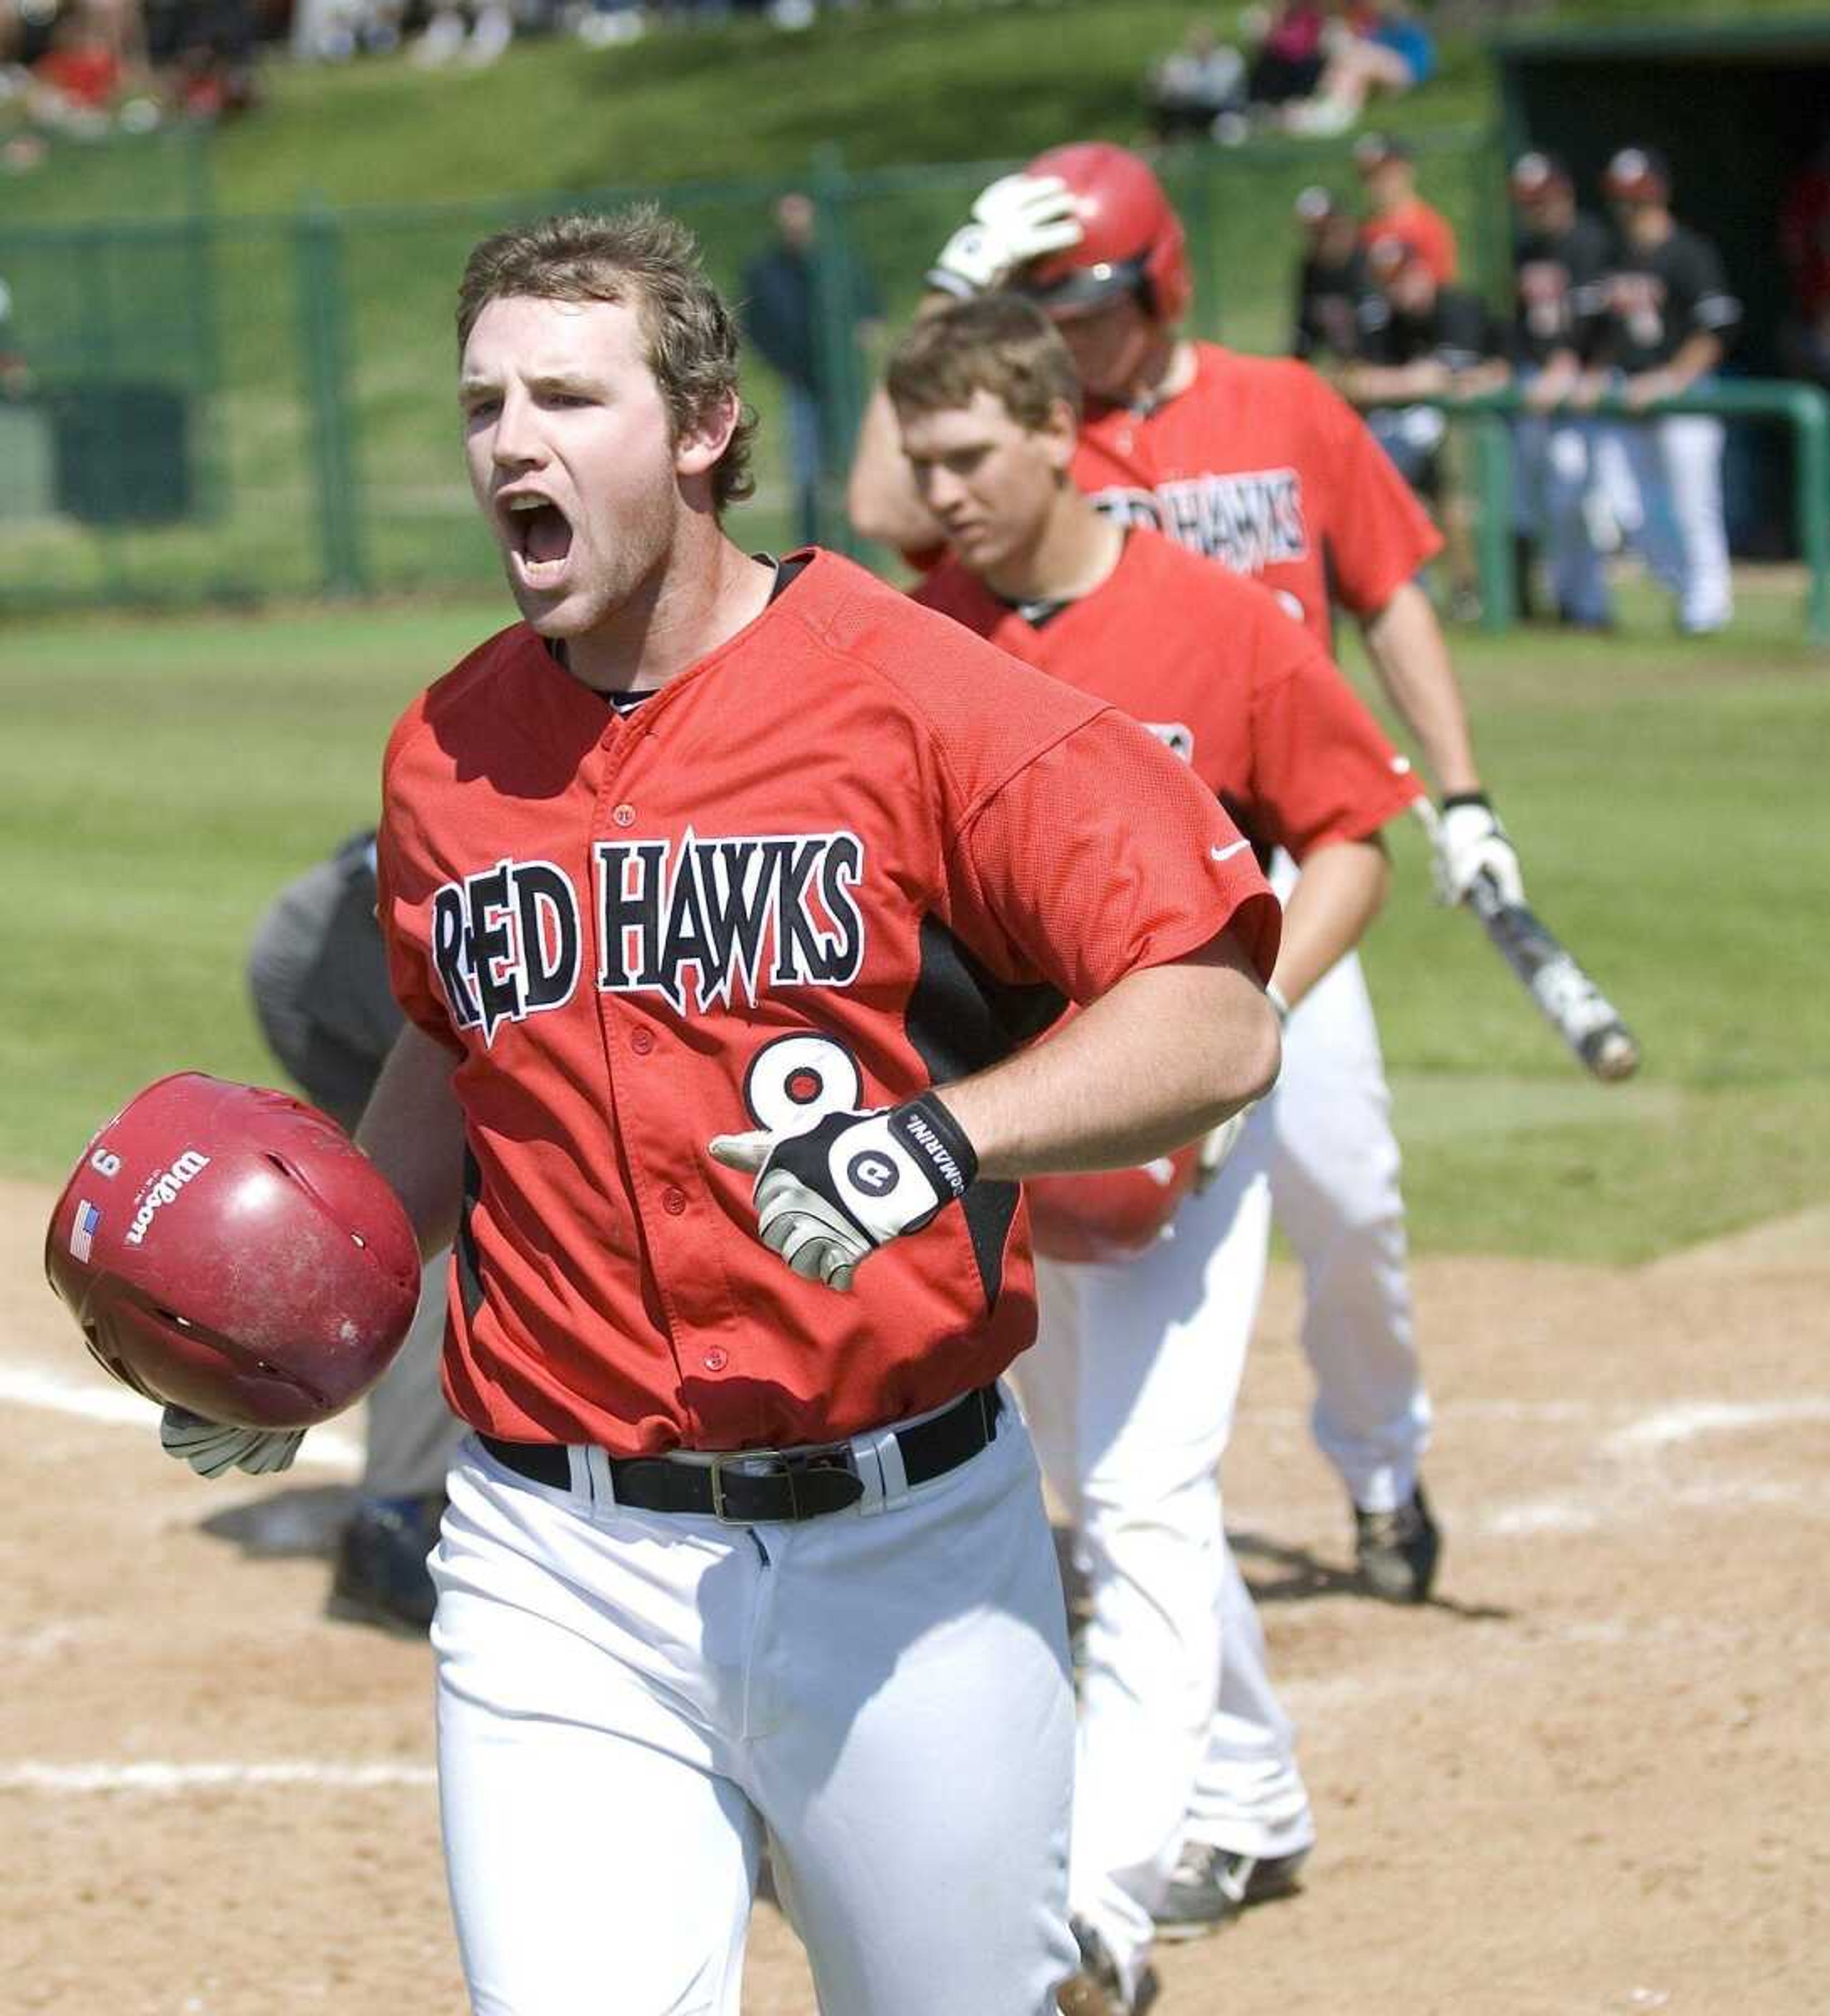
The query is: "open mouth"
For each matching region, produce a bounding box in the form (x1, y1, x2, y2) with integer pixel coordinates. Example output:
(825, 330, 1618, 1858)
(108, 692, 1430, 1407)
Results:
(502, 495, 575, 583)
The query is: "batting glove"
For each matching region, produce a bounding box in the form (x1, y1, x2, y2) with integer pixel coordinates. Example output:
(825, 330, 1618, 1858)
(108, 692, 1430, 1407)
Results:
(926, 173, 1084, 297)
(709, 1093, 978, 1293)
(160, 1405, 304, 1479)
(1432, 793, 1525, 908)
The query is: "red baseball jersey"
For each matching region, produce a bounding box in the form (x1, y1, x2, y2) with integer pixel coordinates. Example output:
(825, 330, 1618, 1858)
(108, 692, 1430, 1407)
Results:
(378, 550, 1278, 1455)
(1071, 342, 1443, 644)
(1362, 197, 1459, 285)
(914, 527, 1423, 861)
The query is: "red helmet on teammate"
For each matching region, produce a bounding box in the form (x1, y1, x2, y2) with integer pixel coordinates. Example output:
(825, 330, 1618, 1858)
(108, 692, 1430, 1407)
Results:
(1026, 1146, 1200, 1266)
(45, 1073, 422, 1430)
(1015, 142, 1193, 327)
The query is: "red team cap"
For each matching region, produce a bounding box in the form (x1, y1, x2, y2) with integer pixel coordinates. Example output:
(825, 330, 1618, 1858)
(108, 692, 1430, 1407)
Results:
(1602, 146, 1670, 204)
(1016, 142, 1193, 326)
(45, 1074, 422, 1430)
(1026, 1147, 1200, 1266)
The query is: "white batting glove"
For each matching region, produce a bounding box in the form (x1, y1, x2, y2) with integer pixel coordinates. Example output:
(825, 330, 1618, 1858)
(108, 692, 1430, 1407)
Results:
(160, 1405, 305, 1479)
(926, 173, 1084, 297)
(1432, 794, 1525, 908)
(709, 1093, 976, 1293)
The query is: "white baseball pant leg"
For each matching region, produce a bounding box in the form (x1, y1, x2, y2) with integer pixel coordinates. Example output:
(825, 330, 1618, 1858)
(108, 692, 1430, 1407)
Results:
(1019, 1135, 1308, 1987)
(1616, 411, 1731, 632)
(1541, 417, 1611, 625)
(433, 1399, 1076, 2016)
(1265, 856, 1431, 1517)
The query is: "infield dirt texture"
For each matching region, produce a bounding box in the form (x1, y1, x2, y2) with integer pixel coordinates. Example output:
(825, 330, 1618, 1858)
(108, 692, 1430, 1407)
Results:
(4, 588, 1827, 2011)
(4, 1185, 1827, 2013)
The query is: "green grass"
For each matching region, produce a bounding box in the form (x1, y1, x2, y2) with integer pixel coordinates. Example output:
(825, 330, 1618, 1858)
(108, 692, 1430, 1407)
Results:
(3, 580, 1827, 1265)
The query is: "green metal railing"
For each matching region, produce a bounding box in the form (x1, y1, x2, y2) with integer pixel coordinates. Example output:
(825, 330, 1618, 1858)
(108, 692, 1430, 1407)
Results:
(1414, 381, 1830, 644)
(0, 134, 1503, 613)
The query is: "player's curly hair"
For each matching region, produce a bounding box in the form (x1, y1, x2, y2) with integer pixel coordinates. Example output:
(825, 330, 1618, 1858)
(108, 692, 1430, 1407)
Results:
(885, 294, 1083, 430)
(456, 205, 757, 512)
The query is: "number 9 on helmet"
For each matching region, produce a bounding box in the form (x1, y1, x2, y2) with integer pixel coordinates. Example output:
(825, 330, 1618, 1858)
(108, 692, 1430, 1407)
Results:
(44, 1073, 422, 1430)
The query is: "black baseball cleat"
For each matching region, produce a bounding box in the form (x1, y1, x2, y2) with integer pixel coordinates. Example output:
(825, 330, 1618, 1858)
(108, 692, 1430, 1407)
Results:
(1055, 1917, 1159, 2016)
(1152, 1843, 1310, 1943)
(325, 1492, 444, 1636)
(1353, 1482, 1442, 1603)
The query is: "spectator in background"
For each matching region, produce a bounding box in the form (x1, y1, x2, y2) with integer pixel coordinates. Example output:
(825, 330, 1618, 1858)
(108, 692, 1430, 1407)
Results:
(1281, 0, 1436, 138)
(1779, 132, 1830, 392)
(740, 189, 880, 547)
(1575, 145, 1740, 636)
(1341, 235, 1508, 615)
(1356, 132, 1456, 283)
(1506, 150, 1612, 627)
(143, 0, 260, 117)
(1142, 20, 1245, 141)
(1244, 1, 1329, 110)
(410, 0, 513, 67)
(1290, 184, 1368, 365)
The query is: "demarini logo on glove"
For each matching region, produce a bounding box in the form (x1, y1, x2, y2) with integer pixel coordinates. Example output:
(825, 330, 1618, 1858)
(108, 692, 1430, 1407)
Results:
(429, 830, 866, 1043)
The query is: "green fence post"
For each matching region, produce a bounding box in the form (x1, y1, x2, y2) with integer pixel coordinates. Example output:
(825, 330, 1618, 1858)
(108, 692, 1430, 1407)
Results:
(292, 202, 368, 597)
(73, 228, 132, 606)
(1472, 409, 1515, 633)
(1789, 385, 1830, 647)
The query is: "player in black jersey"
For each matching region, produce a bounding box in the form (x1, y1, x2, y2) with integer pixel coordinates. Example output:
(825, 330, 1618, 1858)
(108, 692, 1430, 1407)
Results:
(1580, 146, 1741, 634)
(1507, 152, 1615, 626)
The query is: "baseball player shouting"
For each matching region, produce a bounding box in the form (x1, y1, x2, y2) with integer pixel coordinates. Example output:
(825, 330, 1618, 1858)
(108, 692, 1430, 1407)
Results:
(850, 138, 1527, 1934)
(889, 293, 1422, 2015)
(163, 205, 1289, 2016)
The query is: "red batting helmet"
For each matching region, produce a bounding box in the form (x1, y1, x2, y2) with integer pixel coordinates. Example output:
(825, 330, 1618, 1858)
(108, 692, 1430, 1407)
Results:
(1015, 142, 1193, 326)
(1026, 1147, 1200, 1266)
(45, 1074, 421, 1430)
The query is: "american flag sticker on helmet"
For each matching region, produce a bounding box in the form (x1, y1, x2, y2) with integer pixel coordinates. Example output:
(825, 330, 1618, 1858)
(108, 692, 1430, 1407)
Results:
(70, 1200, 101, 1262)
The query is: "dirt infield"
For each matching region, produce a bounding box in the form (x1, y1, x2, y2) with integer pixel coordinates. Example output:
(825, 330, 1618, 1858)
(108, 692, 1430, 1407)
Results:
(6, 1175, 1827, 2016)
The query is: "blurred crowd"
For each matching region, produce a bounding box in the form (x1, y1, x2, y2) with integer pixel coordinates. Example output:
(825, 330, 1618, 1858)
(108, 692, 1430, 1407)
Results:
(1145, 1, 1439, 146)
(1291, 135, 1752, 635)
(0, 0, 260, 133)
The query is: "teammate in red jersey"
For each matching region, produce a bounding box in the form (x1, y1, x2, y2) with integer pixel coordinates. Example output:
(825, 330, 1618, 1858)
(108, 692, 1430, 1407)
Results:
(851, 138, 1529, 1936)
(891, 292, 1421, 2016)
(156, 205, 1287, 2015)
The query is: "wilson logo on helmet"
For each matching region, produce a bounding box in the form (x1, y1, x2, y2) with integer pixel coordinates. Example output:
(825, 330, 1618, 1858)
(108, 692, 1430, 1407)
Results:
(124, 1151, 212, 1246)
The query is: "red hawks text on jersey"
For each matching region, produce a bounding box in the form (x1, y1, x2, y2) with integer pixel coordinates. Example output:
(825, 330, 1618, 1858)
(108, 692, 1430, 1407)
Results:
(378, 552, 1278, 1457)
(1071, 343, 1442, 646)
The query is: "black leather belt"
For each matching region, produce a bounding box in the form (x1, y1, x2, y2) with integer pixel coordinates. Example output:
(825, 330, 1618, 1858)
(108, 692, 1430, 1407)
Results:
(478, 1385, 1003, 1525)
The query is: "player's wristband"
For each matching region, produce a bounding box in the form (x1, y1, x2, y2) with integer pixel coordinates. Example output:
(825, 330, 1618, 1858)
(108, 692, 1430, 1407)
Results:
(888, 1091, 978, 1203)
(1440, 790, 1493, 813)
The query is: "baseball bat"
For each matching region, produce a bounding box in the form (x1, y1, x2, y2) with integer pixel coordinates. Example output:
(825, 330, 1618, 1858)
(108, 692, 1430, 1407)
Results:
(1411, 801, 1640, 1083)
(1462, 868, 1642, 1082)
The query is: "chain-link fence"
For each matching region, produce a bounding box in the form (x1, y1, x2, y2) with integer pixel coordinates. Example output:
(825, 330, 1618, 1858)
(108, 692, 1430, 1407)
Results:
(0, 129, 1500, 611)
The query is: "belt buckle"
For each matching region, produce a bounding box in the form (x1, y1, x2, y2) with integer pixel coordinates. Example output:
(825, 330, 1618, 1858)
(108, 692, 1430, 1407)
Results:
(708, 1448, 788, 1524)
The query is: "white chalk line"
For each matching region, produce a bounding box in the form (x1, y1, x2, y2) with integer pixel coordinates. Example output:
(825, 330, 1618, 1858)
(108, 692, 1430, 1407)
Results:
(0, 1366, 362, 1470)
(1605, 1398, 1830, 1453)
(0, 1760, 435, 1795)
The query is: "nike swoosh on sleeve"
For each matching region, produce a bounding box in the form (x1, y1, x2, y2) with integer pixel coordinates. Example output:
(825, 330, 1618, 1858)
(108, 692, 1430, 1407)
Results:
(1210, 840, 1252, 863)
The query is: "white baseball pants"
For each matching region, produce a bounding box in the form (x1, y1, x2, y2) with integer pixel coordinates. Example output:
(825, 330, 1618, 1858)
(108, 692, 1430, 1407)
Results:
(1266, 933, 1431, 1519)
(1514, 411, 1612, 627)
(431, 1398, 1076, 2016)
(1612, 411, 1732, 631)
(1021, 1143, 1312, 1991)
